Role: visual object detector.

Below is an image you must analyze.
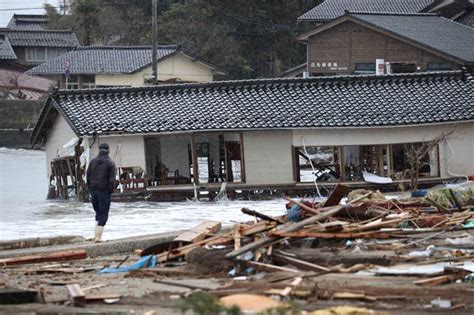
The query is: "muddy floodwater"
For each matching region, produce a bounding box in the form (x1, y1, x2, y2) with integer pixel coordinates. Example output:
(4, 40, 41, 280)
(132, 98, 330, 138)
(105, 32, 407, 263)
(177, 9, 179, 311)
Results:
(0, 148, 287, 240)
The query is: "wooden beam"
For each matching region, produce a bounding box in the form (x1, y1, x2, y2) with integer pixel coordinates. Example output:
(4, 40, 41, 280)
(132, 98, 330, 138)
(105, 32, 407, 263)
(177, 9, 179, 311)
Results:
(226, 205, 343, 259)
(66, 284, 86, 307)
(174, 221, 221, 243)
(0, 250, 87, 266)
(323, 184, 350, 207)
(240, 260, 300, 273)
(272, 253, 331, 272)
(241, 208, 284, 223)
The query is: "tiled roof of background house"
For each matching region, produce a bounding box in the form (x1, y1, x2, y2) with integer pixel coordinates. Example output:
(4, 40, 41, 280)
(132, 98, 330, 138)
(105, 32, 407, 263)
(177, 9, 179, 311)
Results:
(26, 46, 223, 75)
(32, 70, 474, 142)
(456, 9, 474, 28)
(298, 0, 436, 21)
(351, 13, 474, 63)
(0, 35, 17, 60)
(7, 14, 48, 31)
(5, 30, 79, 48)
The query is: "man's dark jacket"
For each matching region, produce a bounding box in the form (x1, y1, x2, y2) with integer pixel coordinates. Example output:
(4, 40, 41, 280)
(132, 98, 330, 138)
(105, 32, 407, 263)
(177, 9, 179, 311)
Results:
(86, 152, 116, 193)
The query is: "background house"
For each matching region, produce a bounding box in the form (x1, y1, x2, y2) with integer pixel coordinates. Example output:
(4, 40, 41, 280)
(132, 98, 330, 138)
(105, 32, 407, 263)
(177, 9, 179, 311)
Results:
(298, 0, 474, 25)
(290, 12, 474, 77)
(26, 46, 225, 89)
(32, 70, 473, 200)
(0, 14, 79, 72)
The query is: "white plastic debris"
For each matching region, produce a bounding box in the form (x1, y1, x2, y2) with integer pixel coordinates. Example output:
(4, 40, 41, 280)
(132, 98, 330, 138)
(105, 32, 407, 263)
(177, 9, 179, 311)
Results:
(431, 297, 452, 309)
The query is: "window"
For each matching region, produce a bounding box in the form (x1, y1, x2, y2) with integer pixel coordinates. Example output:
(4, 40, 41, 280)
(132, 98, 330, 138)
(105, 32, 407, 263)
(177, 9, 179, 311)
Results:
(294, 142, 439, 183)
(145, 133, 244, 187)
(427, 62, 454, 71)
(391, 142, 439, 180)
(354, 63, 375, 74)
(26, 47, 68, 62)
(391, 63, 417, 73)
(26, 47, 47, 62)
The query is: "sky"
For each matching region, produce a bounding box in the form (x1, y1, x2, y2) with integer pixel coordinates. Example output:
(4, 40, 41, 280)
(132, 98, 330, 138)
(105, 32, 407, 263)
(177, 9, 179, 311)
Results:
(0, 0, 58, 27)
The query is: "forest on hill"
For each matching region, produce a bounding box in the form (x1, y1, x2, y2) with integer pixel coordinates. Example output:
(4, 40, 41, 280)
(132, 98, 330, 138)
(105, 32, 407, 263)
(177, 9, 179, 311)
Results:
(46, 0, 321, 79)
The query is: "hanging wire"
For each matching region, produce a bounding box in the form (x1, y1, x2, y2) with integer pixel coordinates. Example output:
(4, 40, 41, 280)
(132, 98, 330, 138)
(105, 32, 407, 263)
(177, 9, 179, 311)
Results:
(301, 136, 322, 197)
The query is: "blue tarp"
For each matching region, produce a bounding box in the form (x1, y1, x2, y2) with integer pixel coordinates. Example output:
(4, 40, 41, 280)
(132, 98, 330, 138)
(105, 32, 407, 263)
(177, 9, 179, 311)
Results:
(100, 255, 157, 274)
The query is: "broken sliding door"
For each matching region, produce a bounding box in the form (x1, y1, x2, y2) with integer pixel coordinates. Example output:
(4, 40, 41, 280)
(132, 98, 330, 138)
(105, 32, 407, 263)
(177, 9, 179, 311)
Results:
(145, 135, 193, 186)
(294, 146, 341, 182)
(194, 133, 243, 184)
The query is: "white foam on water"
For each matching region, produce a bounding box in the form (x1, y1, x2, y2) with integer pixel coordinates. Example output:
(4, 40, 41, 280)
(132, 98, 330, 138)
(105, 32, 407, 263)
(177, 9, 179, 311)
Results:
(0, 148, 286, 240)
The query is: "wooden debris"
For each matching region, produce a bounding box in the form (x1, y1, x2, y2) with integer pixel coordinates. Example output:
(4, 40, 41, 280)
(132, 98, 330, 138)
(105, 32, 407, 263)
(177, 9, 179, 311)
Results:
(323, 184, 350, 207)
(174, 221, 221, 242)
(0, 250, 87, 266)
(241, 208, 284, 223)
(227, 205, 344, 259)
(272, 252, 331, 272)
(241, 260, 300, 273)
(157, 234, 233, 263)
(66, 284, 86, 307)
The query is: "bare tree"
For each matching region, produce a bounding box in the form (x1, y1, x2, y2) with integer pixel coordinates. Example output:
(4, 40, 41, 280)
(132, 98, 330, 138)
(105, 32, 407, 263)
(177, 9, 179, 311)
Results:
(403, 130, 454, 192)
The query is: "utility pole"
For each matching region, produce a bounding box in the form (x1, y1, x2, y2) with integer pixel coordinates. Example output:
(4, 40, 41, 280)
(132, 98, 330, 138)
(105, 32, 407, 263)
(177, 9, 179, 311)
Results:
(152, 0, 158, 85)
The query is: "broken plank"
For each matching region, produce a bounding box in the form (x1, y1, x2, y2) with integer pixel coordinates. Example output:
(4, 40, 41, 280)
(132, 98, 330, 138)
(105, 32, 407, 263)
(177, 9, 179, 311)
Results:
(240, 221, 277, 236)
(174, 221, 221, 243)
(283, 197, 319, 215)
(323, 184, 350, 207)
(66, 284, 86, 307)
(157, 234, 233, 263)
(241, 208, 284, 223)
(270, 230, 391, 239)
(272, 253, 331, 272)
(240, 260, 300, 273)
(227, 205, 344, 259)
(0, 250, 87, 266)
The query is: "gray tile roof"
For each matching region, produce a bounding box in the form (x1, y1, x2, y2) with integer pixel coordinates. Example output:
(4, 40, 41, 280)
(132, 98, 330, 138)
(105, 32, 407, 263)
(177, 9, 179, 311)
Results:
(456, 9, 474, 28)
(7, 14, 48, 31)
(298, 0, 435, 21)
(26, 46, 180, 75)
(5, 30, 79, 48)
(351, 13, 474, 63)
(0, 36, 16, 60)
(32, 70, 474, 142)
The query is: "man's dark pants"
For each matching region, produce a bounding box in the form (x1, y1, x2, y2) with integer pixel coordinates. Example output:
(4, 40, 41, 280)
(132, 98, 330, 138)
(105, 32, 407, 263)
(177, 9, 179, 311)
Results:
(91, 190, 111, 226)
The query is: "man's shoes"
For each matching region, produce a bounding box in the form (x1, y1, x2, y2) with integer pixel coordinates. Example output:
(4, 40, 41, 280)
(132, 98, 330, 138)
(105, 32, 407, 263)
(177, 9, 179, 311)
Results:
(94, 225, 105, 243)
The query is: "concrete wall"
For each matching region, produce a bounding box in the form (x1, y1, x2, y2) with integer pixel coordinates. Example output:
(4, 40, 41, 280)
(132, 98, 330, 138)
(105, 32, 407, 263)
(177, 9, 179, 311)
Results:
(95, 53, 214, 87)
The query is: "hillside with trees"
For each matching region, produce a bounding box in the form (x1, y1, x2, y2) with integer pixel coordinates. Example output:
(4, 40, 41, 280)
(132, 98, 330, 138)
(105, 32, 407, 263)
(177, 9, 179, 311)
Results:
(45, 0, 321, 79)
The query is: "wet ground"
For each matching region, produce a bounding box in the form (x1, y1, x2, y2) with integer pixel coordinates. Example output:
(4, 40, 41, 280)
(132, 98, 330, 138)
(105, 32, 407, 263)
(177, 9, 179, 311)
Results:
(0, 148, 287, 240)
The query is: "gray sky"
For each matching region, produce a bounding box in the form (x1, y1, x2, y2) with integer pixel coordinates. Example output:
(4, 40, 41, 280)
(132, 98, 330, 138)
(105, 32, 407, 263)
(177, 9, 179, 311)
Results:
(0, 0, 57, 27)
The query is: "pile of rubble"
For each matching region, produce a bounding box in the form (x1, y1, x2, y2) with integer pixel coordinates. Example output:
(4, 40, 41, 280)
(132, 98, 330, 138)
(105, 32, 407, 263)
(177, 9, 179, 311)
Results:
(1, 183, 473, 314)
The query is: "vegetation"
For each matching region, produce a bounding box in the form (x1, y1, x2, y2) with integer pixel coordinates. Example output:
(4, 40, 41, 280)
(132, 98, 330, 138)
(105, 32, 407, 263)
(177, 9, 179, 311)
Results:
(45, 0, 321, 79)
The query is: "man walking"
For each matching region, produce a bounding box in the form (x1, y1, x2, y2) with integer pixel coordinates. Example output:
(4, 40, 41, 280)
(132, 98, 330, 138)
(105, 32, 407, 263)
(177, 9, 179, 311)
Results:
(86, 143, 116, 242)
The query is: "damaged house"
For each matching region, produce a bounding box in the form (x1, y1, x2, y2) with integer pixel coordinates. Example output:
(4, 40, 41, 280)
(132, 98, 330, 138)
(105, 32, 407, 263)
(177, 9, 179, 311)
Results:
(31, 70, 473, 200)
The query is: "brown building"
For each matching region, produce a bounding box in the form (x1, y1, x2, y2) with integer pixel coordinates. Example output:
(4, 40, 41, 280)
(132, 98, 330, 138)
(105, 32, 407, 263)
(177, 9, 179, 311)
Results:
(295, 12, 474, 76)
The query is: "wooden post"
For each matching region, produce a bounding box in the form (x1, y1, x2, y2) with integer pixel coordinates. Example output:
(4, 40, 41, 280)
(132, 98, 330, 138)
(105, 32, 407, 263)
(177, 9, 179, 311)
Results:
(191, 134, 199, 184)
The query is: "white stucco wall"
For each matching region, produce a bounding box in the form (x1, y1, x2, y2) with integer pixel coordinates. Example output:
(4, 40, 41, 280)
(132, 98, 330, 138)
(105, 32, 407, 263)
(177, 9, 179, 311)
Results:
(87, 135, 147, 172)
(94, 53, 214, 87)
(44, 115, 78, 177)
(243, 130, 294, 185)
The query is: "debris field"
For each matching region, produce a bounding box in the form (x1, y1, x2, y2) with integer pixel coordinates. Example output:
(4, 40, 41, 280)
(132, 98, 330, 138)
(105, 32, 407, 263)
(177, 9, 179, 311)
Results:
(1, 183, 473, 314)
